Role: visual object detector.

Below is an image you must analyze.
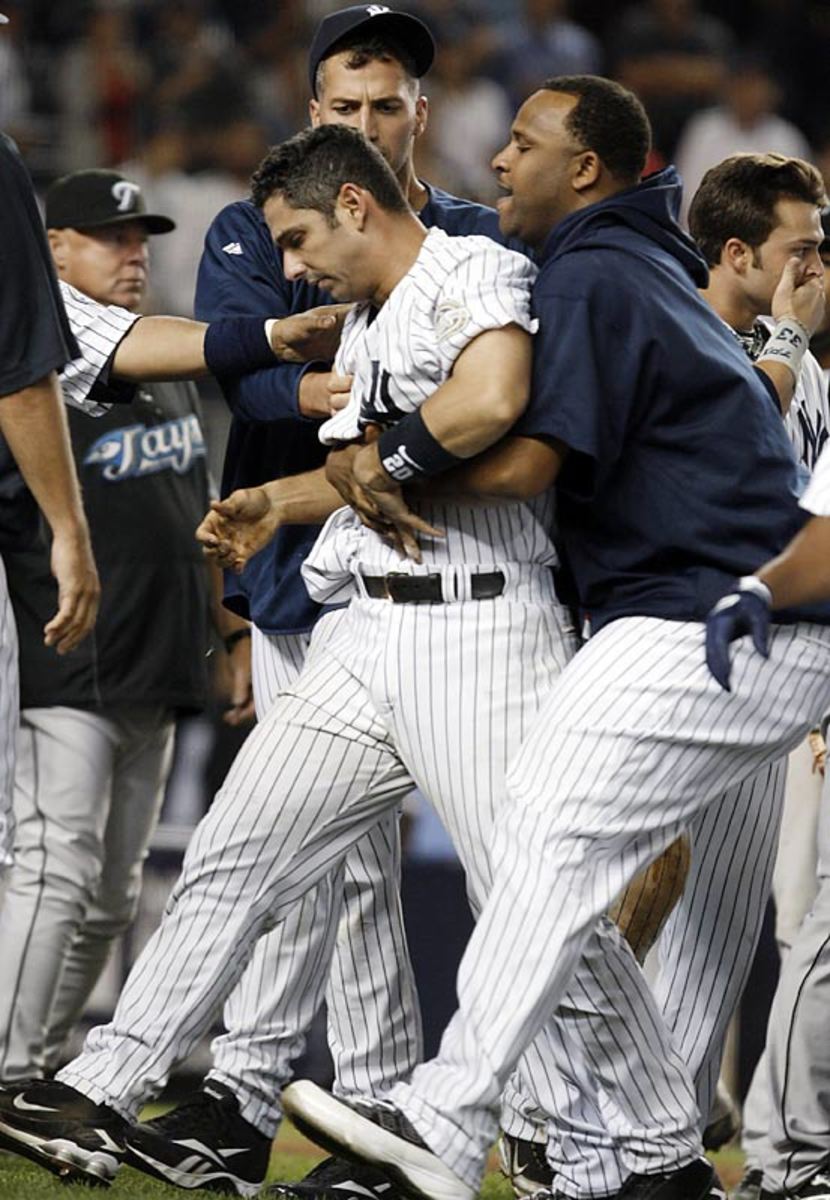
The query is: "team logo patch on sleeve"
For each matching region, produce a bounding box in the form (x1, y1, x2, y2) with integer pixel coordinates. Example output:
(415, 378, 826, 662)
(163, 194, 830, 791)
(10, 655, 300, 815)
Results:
(436, 299, 470, 343)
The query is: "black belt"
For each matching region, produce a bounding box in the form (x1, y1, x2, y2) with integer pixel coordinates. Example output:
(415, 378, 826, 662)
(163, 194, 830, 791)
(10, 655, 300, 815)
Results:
(362, 570, 505, 604)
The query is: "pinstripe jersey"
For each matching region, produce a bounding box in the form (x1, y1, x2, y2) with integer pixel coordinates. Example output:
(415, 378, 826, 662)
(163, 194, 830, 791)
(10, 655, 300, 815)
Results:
(302, 231, 554, 604)
(735, 319, 830, 473)
(57, 282, 138, 415)
(800, 436, 830, 513)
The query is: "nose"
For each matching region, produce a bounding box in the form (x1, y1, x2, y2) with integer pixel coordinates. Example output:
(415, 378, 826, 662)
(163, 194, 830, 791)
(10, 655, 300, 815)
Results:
(124, 236, 149, 266)
(491, 142, 510, 175)
(358, 106, 378, 141)
(283, 250, 306, 281)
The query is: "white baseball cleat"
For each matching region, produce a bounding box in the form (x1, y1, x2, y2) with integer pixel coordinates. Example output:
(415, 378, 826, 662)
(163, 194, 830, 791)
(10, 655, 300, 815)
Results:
(283, 1080, 475, 1200)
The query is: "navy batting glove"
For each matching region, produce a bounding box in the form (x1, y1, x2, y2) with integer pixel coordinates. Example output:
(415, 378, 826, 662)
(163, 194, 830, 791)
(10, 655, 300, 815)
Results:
(705, 577, 773, 692)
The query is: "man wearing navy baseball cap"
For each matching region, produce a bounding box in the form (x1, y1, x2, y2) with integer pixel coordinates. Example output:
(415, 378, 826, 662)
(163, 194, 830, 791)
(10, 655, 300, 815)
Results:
(307, 3, 435, 98)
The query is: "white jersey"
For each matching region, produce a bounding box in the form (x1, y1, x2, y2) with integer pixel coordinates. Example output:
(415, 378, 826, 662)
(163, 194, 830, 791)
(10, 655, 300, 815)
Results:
(58, 281, 139, 416)
(319, 228, 537, 445)
(303, 230, 556, 604)
(801, 438, 830, 515)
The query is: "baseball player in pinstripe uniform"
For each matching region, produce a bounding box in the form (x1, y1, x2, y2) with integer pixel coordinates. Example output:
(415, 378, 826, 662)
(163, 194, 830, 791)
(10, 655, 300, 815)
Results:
(275, 77, 830, 1200)
(494, 150, 830, 1200)
(113, 9, 556, 1198)
(0, 120, 711, 1200)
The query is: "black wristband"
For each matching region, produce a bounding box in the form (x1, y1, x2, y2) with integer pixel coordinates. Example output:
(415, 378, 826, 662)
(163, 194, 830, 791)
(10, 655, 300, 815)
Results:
(223, 628, 252, 654)
(377, 409, 463, 482)
(204, 318, 276, 378)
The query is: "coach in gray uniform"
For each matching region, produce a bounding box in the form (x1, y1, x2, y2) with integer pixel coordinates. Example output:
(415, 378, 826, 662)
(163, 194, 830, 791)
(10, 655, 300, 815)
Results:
(0, 170, 252, 1083)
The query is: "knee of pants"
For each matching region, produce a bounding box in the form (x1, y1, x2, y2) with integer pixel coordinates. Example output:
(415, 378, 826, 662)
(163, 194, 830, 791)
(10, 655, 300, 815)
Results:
(10, 830, 103, 906)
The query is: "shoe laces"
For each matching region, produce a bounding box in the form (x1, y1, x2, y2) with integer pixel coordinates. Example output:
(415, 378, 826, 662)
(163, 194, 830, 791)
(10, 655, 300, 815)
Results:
(148, 1086, 248, 1142)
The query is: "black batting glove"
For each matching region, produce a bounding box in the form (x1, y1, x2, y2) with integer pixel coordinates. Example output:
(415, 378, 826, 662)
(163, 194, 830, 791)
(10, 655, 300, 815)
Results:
(705, 577, 773, 692)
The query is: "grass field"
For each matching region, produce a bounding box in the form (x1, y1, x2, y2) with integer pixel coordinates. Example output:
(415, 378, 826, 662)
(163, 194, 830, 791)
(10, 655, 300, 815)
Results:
(0, 1118, 746, 1199)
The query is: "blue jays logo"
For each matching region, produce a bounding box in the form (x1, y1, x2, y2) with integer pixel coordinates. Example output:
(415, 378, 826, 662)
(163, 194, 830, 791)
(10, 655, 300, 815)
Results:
(84, 414, 205, 481)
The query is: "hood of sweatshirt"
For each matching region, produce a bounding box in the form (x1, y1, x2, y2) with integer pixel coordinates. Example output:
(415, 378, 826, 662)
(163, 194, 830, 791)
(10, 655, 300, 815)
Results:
(538, 165, 708, 288)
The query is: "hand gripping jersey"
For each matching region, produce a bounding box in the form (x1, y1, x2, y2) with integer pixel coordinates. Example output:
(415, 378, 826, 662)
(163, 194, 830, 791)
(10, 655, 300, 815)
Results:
(302, 230, 552, 605)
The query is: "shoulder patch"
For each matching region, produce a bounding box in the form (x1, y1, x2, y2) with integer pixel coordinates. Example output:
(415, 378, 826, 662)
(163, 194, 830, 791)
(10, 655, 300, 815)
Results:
(436, 298, 470, 343)
(222, 241, 243, 256)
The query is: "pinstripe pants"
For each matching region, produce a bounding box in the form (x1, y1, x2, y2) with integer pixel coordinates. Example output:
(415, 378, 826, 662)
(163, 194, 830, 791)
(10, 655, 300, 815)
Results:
(390, 616, 830, 1189)
(58, 576, 700, 1180)
(207, 621, 421, 1136)
(499, 760, 786, 1197)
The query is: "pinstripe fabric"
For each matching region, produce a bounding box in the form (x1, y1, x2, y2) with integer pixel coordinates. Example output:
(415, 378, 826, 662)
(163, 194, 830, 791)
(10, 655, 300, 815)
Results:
(390, 615, 830, 1189)
(0, 556, 18, 873)
(57, 282, 138, 415)
(801, 437, 830, 514)
(57, 569, 589, 1141)
(209, 620, 421, 1136)
(498, 346, 830, 1196)
(321, 230, 537, 445)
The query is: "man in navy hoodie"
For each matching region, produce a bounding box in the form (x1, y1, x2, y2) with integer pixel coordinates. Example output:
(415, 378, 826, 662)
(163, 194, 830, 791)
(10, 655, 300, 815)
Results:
(282, 77, 830, 1200)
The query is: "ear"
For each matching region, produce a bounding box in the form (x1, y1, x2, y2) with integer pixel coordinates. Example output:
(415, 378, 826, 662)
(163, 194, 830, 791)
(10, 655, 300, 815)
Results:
(414, 94, 428, 139)
(47, 228, 68, 272)
(571, 150, 601, 195)
(309, 98, 320, 128)
(723, 236, 751, 275)
(337, 182, 369, 230)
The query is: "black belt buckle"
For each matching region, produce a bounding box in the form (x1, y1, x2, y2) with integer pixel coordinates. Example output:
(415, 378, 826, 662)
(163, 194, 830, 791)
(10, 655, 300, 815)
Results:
(386, 572, 443, 603)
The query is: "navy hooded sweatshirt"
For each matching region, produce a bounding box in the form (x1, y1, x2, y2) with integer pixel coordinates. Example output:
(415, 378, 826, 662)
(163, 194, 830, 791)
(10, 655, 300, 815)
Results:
(516, 166, 828, 632)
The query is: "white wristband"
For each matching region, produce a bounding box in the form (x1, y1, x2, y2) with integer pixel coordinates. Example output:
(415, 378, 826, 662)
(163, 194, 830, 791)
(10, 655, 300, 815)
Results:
(737, 575, 773, 605)
(757, 317, 811, 381)
(264, 318, 279, 353)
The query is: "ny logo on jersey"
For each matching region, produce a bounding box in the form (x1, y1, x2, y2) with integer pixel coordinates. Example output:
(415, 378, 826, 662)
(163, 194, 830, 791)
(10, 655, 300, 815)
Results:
(794, 404, 830, 471)
(111, 180, 141, 213)
(357, 361, 407, 428)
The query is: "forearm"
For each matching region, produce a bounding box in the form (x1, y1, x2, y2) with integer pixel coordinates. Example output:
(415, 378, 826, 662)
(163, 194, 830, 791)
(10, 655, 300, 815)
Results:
(208, 559, 249, 639)
(262, 467, 343, 525)
(419, 436, 566, 502)
(112, 316, 210, 381)
(418, 326, 530, 459)
(0, 372, 88, 535)
(755, 361, 795, 416)
(756, 516, 830, 608)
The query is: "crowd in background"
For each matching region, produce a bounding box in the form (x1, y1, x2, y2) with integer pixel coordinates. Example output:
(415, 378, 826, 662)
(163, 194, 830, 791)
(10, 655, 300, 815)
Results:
(1, 0, 828, 315)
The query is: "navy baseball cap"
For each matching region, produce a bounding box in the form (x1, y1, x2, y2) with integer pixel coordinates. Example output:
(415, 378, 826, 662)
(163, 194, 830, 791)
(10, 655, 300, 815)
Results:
(45, 170, 176, 234)
(308, 5, 435, 98)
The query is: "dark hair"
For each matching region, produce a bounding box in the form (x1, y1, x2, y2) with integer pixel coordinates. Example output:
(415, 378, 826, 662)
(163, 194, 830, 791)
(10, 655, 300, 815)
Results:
(689, 153, 828, 267)
(250, 124, 409, 219)
(316, 33, 419, 98)
(541, 75, 651, 184)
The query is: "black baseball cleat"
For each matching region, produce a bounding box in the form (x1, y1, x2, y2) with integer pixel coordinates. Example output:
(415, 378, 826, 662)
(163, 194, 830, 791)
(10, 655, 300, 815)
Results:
(733, 1169, 763, 1200)
(265, 1153, 397, 1197)
(761, 1170, 830, 1198)
(616, 1157, 715, 1199)
(0, 1077, 126, 1185)
(498, 1132, 555, 1197)
(283, 1080, 475, 1200)
(125, 1080, 271, 1196)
